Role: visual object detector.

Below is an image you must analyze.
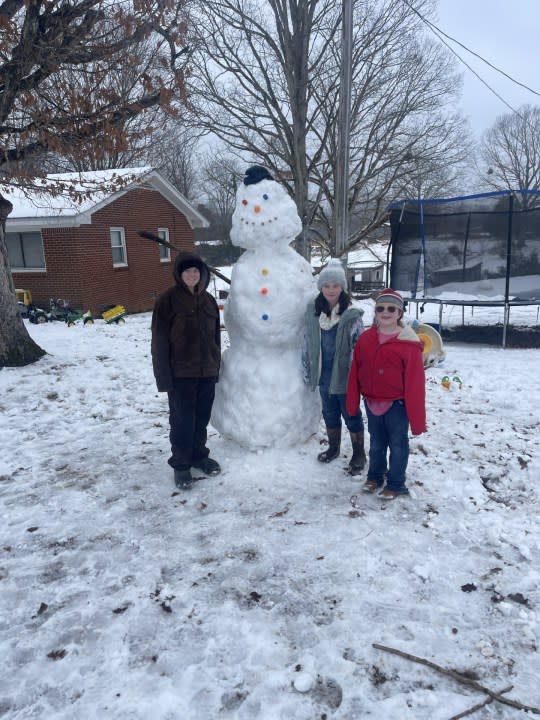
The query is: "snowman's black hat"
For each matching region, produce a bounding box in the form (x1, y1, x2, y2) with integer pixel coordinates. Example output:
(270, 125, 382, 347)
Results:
(243, 165, 274, 186)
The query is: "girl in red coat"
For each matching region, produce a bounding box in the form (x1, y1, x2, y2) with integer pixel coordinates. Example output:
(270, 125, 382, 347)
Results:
(346, 289, 426, 499)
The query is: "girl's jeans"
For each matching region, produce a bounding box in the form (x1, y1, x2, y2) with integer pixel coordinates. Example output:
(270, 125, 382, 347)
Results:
(365, 400, 410, 494)
(319, 382, 363, 432)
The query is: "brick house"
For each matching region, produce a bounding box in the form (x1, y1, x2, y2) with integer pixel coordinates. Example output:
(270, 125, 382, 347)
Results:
(5, 167, 208, 314)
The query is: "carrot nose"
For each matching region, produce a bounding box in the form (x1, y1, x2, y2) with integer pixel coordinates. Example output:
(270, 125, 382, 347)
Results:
(254, 205, 261, 213)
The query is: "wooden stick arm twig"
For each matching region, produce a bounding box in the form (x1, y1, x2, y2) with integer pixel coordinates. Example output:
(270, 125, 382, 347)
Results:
(138, 230, 231, 285)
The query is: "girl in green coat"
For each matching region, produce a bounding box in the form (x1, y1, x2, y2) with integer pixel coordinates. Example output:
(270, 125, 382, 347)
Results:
(303, 259, 366, 475)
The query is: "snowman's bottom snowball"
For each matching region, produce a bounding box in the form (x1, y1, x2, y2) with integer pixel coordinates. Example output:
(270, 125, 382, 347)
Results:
(211, 347, 320, 449)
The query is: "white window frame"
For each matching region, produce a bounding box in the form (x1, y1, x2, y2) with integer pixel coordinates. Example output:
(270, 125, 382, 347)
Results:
(110, 227, 128, 267)
(157, 228, 171, 262)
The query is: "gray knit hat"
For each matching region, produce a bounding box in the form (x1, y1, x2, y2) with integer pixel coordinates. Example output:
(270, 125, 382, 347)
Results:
(317, 258, 347, 291)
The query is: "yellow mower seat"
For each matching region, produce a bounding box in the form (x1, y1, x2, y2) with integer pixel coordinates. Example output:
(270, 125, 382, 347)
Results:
(413, 323, 446, 368)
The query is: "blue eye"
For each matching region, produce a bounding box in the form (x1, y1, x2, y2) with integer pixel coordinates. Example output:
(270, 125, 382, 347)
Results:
(262, 194, 269, 200)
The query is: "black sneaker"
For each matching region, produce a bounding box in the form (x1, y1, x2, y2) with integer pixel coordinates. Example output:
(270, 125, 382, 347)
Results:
(174, 468, 194, 489)
(191, 457, 221, 476)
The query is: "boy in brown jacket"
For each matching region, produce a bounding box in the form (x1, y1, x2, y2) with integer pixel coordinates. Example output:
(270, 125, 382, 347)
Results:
(151, 252, 221, 489)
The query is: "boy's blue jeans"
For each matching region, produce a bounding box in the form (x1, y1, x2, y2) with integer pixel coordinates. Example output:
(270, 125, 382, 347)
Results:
(365, 400, 410, 494)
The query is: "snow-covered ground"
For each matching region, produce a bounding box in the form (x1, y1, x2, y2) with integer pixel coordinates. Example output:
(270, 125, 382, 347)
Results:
(1, 303, 539, 719)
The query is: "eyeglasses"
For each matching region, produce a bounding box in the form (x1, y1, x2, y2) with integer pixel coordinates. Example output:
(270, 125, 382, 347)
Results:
(375, 305, 398, 313)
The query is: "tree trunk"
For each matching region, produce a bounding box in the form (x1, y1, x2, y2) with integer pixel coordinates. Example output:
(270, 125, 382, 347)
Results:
(0, 196, 46, 367)
(294, 185, 311, 262)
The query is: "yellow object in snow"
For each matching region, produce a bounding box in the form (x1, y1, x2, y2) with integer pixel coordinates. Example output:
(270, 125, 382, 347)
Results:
(441, 375, 451, 389)
(102, 305, 126, 324)
(15, 288, 33, 306)
(412, 323, 445, 368)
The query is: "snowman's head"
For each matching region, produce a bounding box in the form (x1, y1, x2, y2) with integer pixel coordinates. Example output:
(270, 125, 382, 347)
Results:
(230, 167, 301, 250)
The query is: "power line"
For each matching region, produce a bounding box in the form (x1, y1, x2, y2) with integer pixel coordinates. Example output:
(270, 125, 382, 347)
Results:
(401, 0, 538, 122)
(427, 27, 519, 116)
(427, 18, 540, 97)
(411, 1, 540, 96)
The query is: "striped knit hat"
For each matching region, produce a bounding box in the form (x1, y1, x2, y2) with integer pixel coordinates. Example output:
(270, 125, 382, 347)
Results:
(376, 288, 404, 310)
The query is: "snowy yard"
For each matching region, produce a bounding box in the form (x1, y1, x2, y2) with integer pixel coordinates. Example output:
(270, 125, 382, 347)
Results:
(1, 306, 539, 719)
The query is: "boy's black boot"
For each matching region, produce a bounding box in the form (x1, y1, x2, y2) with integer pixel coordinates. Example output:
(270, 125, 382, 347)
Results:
(192, 457, 221, 476)
(317, 426, 341, 463)
(348, 430, 367, 475)
(174, 468, 194, 489)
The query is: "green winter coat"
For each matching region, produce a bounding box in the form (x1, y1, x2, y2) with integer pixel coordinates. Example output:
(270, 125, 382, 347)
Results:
(303, 302, 364, 395)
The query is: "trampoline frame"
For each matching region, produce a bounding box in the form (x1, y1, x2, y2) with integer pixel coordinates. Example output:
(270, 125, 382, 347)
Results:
(387, 190, 540, 348)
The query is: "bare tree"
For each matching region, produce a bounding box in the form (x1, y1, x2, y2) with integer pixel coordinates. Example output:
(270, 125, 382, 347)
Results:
(201, 153, 241, 221)
(189, 0, 331, 258)
(40, 34, 170, 173)
(194, 152, 242, 259)
(0, 0, 191, 367)
(189, 0, 468, 258)
(398, 121, 473, 202)
(145, 120, 204, 200)
(479, 104, 540, 207)
(292, 2, 472, 252)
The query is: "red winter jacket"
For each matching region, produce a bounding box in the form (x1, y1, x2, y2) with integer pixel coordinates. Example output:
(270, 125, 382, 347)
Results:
(346, 324, 426, 435)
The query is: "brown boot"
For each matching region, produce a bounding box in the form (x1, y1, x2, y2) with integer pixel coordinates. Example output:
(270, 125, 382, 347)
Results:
(348, 430, 366, 475)
(317, 426, 341, 463)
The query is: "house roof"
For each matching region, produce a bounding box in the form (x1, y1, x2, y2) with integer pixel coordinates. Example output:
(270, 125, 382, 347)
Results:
(2, 167, 208, 231)
(347, 242, 389, 268)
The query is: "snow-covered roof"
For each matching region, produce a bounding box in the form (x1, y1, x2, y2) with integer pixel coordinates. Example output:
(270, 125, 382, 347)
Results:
(347, 242, 389, 268)
(3, 167, 208, 231)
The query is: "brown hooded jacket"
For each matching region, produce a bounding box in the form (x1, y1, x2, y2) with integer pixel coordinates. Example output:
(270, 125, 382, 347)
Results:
(151, 251, 221, 391)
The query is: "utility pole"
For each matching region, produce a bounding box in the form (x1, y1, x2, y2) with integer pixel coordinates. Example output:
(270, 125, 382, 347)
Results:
(334, 0, 353, 259)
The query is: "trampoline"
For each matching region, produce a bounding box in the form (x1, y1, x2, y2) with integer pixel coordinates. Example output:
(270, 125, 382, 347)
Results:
(388, 190, 540, 347)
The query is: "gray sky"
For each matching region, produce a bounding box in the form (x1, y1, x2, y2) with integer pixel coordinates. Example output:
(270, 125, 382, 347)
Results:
(435, 1, 539, 138)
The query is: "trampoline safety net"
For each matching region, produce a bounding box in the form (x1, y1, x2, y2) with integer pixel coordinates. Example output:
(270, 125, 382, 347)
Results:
(389, 191, 540, 301)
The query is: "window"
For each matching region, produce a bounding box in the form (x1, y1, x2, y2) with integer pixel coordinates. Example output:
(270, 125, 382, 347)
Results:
(6, 231, 45, 270)
(157, 228, 171, 262)
(110, 227, 127, 267)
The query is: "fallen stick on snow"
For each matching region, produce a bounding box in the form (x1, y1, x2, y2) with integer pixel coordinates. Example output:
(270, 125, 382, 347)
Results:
(447, 685, 512, 720)
(372, 643, 540, 716)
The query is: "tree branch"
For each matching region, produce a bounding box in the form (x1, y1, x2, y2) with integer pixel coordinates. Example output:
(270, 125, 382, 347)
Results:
(372, 643, 540, 716)
(447, 686, 512, 720)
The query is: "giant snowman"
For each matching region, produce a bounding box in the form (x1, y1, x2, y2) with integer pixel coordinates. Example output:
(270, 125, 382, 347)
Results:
(211, 166, 320, 448)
